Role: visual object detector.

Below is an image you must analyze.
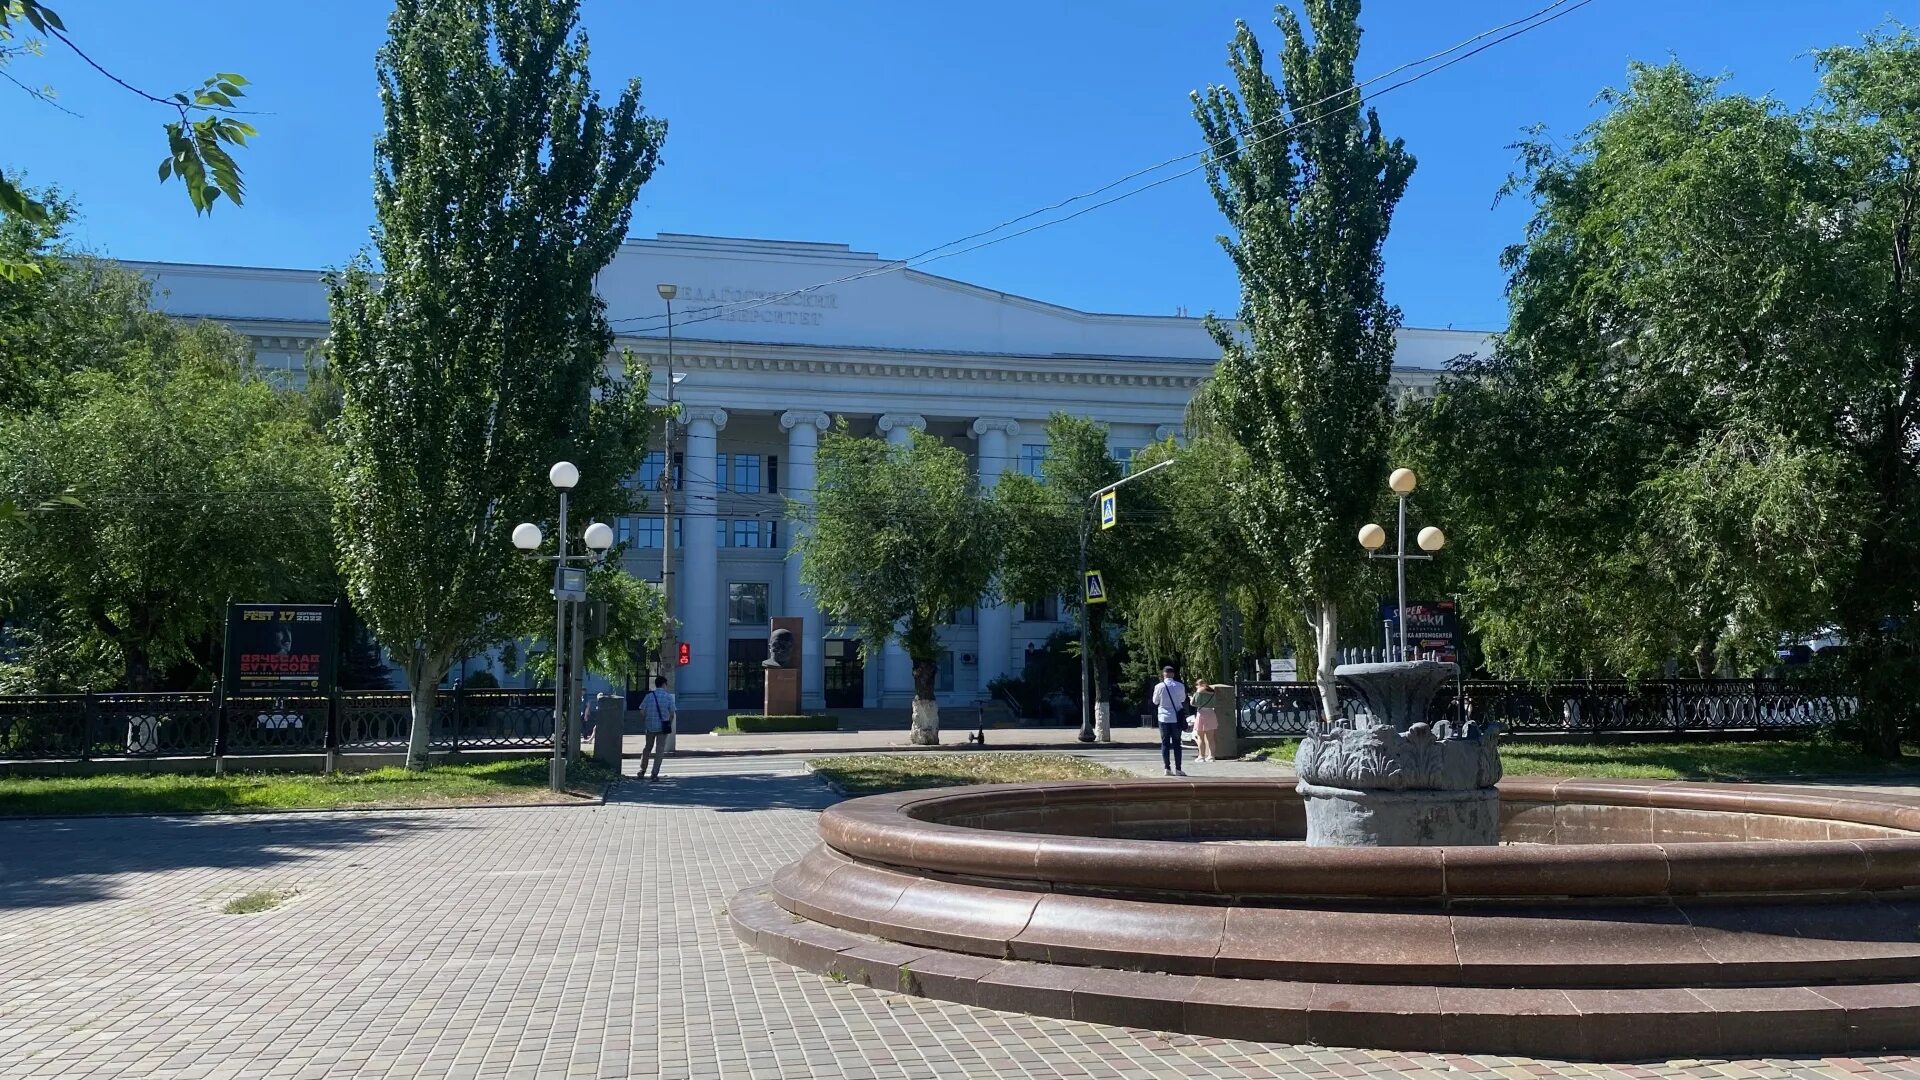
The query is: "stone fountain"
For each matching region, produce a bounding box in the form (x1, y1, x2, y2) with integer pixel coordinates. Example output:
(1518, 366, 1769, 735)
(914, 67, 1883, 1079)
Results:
(737, 654, 1920, 1057)
(1295, 660, 1500, 846)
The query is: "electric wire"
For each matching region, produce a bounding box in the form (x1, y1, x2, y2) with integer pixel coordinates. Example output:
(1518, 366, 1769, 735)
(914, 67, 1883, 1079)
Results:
(607, 0, 1599, 334)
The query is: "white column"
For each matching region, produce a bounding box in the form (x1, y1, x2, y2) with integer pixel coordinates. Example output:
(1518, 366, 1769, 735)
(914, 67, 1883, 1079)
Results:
(876, 413, 925, 707)
(781, 410, 831, 712)
(972, 417, 1020, 700)
(679, 406, 728, 707)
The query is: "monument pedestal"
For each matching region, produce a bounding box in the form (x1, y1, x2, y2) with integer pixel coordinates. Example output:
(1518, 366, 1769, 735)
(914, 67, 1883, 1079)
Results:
(763, 615, 805, 715)
(765, 667, 800, 715)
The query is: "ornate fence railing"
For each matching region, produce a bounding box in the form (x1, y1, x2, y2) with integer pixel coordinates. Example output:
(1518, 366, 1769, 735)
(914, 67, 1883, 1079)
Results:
(1235, 679, 1857, 738)
(0, 688, 557, 761)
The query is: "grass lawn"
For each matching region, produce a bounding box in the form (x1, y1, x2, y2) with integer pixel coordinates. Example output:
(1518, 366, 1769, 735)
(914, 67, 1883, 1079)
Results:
(807, 752, 1127, 797)
(0, 756, 616, 818)
(1242, 738, 1920, 781)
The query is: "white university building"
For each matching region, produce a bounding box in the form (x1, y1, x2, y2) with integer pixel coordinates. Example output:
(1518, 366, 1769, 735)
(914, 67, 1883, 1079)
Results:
(131, 234, 1491, 713)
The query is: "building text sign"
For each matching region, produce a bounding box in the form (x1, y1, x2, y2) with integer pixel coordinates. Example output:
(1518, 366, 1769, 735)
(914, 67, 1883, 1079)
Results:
(675, 285, 840, 327)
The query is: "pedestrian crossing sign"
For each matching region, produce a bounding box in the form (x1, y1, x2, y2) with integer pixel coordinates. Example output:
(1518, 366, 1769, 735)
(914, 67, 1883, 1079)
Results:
(1084, 570, 1107, 605)
(1098, 490, 1117, 530)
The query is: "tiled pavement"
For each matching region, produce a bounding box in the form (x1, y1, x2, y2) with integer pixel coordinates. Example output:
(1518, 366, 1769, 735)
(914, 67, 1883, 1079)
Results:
(2, 756, 1917, 1080)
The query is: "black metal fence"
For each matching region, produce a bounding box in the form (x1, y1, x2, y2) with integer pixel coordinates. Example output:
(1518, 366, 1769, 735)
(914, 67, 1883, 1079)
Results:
(1235, 679, 1857, 738)
(0, 688, 556, 761)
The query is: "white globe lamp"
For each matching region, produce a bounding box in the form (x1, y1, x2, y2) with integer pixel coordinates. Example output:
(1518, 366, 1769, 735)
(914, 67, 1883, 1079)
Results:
(1417, 526, 1446, 552)
(1358, 523, 1387, 551)
(1388, 467, 1418, 495)
(548, 461, 580, 490)
(583, 521, 614, 552)
(511, 522, 543, 551)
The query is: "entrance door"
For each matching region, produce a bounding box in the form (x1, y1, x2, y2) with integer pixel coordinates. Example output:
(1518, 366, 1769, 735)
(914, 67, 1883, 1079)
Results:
(824, 639, 863, 710)
(727, 638, 764, 711)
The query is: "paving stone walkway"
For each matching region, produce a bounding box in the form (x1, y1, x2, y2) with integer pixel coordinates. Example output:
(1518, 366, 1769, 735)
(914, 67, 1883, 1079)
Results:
(1, 756, 1916, 1079)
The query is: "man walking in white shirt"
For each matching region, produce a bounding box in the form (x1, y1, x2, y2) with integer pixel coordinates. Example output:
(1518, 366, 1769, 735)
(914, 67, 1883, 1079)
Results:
(1150, 665, 1187, 777)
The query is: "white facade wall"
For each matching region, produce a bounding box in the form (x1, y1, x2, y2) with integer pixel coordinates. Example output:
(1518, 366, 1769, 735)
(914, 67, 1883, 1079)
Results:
(126, 234, 1493, 712)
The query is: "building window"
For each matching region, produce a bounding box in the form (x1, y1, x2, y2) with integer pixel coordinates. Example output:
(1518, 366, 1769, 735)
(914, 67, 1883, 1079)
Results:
(767, 520, 781, 549)
(630, 517, 664, 549)
(715, 452, 730, 493)
(672, 517, 682, 547)
(732, 454, 762, 494)
(733, 519, 762, 548)
(617, 517, 634, 546)
(768, 455, 779, 495)
(729, 583, 770, 625)
(937, 651, 955, 693)
(1020, 596, 1058, 622)
(1111, 446, 1142, 474)
(1018, 444, 1049, 478)
(946, 607, 976, 626)
(716, 518, 729, 547)
(671, 452, 684, 491)
(638, 450, 665, 490)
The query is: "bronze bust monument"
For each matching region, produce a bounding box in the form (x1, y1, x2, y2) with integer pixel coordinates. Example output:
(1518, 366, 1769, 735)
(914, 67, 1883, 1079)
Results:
(763, 627, 796, 669)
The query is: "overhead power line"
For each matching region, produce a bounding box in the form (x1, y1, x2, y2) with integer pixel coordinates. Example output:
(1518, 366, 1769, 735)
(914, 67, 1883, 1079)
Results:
(609, 0, 1599, 335)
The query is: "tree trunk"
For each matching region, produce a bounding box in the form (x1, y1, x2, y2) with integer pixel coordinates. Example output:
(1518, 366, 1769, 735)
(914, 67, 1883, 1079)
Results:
(1312, 602, 1340, 723)
(1846, 623, 1910, 759)
(1840, 534, 1914, 759)
(1092, 668, 1112, 742)
(1090, 604, 1111, 741)
(124, 644, 157, 693)
(909, 656, 940, 745)
(1691, 637, 1718, 679)
(406, 651, 438, 771)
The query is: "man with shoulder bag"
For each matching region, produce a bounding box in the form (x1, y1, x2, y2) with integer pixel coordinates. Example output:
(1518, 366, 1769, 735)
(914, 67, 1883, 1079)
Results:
(637, 675, 675, 783)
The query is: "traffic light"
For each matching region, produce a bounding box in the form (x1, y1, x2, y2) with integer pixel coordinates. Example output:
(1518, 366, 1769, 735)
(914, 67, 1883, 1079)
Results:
(677, 642, 691, 666)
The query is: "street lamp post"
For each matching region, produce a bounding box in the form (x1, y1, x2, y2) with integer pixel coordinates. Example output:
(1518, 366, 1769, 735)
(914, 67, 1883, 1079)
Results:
(1077, 456, 1175, 742)
(513, 461, 613, 791)
(1358, 467, 1445, 661)
(657, 283, 678, 700)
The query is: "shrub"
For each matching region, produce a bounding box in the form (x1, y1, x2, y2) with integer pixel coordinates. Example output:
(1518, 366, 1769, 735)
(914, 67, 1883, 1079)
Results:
(716, 714, 838, 735)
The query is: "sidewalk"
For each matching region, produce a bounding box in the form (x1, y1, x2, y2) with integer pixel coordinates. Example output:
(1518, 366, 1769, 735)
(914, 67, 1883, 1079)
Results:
(622, 724, 1164, 757)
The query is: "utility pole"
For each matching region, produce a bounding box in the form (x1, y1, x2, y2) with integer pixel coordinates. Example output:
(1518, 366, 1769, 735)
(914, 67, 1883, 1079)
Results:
(657, 284, 678, 696)
(1077, 457, 1175, 742)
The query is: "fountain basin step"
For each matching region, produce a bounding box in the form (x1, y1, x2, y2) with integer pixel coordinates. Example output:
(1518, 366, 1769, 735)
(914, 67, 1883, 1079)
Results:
(731, 887, 1920, 1059)
(740, 777, 1920, 1055)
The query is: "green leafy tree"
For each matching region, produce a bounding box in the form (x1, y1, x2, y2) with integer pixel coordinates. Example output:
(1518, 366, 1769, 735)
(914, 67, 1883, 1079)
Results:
(1, 1, 254, 280)
(1421, 31, 1919, 755)
(795, 429, 1001, 744)
(326, 0, 666, 769)
(0, 279, 334, 691)
(1116, 435, 1301, 688)
(995, 414, 1174, 735)
(1190, 0, 1414, 716)
(506, 566, 666, 686)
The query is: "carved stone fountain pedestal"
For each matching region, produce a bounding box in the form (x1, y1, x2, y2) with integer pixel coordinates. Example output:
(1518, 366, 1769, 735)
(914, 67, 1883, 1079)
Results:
(1295, 660, 1500, 847)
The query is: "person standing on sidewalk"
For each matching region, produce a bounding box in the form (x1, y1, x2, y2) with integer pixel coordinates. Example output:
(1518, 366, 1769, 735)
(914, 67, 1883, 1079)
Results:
(637, 675, 675, 782)
(1191, 680, 1219, 762)
(1150, 665, 1187, 776)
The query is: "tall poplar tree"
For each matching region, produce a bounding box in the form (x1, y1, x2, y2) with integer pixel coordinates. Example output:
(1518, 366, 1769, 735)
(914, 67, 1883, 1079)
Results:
(327, 0, 665, 769)
(1191, 0, 1414, 716)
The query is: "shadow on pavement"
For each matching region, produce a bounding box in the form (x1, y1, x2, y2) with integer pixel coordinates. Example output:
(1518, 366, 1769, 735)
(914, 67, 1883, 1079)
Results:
(0, 812, 463, 911)
(606, 770, 837, 813)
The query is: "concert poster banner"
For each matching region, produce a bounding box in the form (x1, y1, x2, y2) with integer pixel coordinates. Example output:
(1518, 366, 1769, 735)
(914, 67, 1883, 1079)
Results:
(1380, 599, 1463, 663)
(223, 603, 338, 695)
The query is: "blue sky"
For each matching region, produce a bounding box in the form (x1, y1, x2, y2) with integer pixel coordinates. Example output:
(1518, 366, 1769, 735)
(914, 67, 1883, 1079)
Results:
(8, 0, 1906, 330)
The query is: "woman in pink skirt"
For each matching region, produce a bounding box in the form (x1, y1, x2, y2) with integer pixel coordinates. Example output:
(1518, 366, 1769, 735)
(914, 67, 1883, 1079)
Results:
(1190, 679, 1220, 762)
